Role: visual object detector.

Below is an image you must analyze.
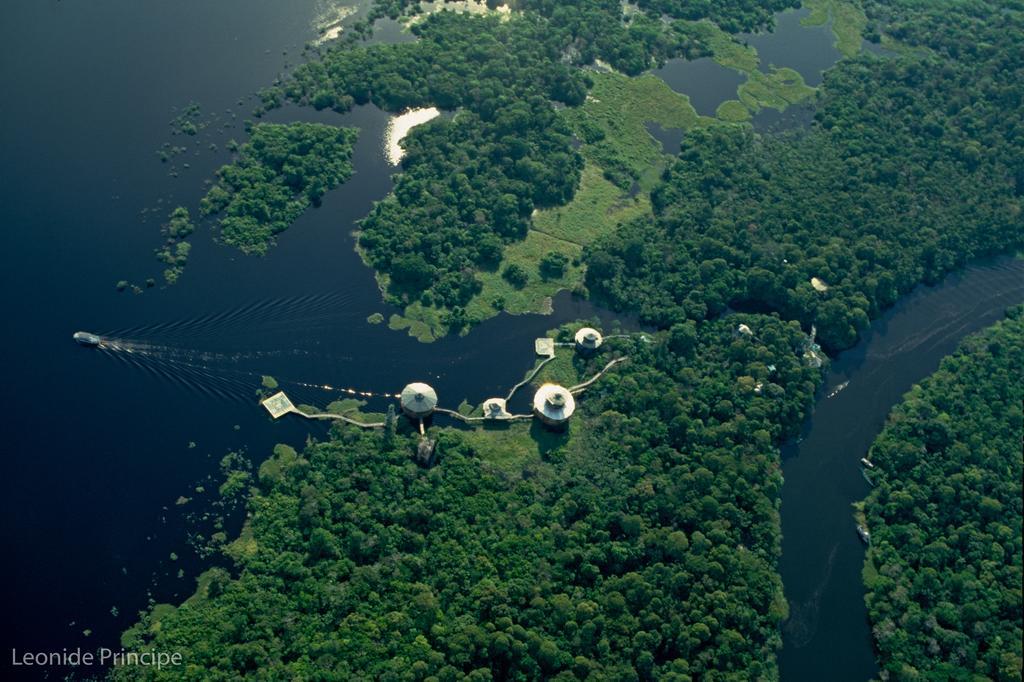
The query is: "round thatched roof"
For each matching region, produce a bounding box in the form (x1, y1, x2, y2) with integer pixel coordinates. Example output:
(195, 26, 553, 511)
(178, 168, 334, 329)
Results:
(400, 382, 438, 417)
(532, 383, 576, 425)
(574, 327, 603, 351)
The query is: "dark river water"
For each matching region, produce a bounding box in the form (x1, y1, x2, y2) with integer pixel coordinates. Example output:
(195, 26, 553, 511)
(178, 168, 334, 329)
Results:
(0, 2, 1019, 680)
(778, 257, 1024, 681)
(652, 7, 841, 129)
(652, 57, 745, 117)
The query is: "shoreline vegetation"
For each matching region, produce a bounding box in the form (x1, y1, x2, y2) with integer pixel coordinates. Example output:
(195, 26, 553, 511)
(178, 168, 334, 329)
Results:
(860, 307, 1023, 679)
(354, 3, 824, 341)
(118, 0, 1023, 678)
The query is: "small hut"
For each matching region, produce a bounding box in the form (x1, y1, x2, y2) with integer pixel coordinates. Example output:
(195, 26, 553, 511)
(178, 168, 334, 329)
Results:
(574, 327, 603, 355)
(482, 398, 509, 419)
(533, 383, 576, 429)
(400, 382, 437, 419)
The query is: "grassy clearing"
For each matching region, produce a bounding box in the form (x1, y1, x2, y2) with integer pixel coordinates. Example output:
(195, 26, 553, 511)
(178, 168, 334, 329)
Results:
(464, 230, 584, 322)
(531, 348, 588, 389)
(682, 20, 760, 73)
(455, 420, 571, 476)
(801, 0, 866, 58)
(738, 67, 815, 111)
(564, 72, 709, 186)
(531, 163, 651, 246)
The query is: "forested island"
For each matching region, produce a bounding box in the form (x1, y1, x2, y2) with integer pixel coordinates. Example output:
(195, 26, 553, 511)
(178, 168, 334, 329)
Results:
(861, 308, 1023, 680)
(118, 0, 1023, 678)
(200, 122, 358, 255)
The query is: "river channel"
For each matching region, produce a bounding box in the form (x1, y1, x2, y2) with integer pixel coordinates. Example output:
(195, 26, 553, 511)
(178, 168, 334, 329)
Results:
(778, 257, 1024, 681)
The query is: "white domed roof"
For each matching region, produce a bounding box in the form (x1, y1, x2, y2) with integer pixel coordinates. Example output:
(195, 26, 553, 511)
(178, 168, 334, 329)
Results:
(532, 383, 576, 424)
(575, 327, 603, 349)
(400, 382, 437, 416)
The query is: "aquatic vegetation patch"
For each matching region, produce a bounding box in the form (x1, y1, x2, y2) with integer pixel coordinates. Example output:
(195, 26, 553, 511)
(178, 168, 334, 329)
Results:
(737, 67, 814, 112)
(801, 0, 866, 58)
(673, 19, 760, 73)
(387, 302, 446, 343)
(716, 98, 752, 121)
(154, 206, 194, 285)
(563, 72, 708, 190)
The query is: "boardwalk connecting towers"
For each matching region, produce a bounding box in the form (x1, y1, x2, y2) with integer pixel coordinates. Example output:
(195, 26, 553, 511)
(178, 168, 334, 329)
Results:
(261, 326, 629, 433)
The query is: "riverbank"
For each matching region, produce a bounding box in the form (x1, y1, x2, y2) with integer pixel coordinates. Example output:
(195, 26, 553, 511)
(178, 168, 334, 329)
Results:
(384, 107, 441, 165)
(778, 257, 1024, 680)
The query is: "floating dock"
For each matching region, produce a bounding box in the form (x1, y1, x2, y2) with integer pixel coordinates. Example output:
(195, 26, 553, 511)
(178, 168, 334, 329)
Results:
(261, 391, 297, 419)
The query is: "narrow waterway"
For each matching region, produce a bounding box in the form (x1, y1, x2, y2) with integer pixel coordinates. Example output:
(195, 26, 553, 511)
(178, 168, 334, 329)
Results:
(778, 257, 1024, 681)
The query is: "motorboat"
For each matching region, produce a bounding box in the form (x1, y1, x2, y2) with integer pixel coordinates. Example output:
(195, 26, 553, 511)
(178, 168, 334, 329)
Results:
(73, 331, 102, 347)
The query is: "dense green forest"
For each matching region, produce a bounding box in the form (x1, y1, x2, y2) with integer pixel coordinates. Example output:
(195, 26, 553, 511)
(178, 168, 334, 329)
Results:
(222, 0, 1024, 344)
(370, 1, 800, 74)
(118, 315, 821, 679)
(268, 1, 824, 315)
(584, 0, 1024, 349)
(200, 122, 358, 255)
(861, 308, 1023, 680)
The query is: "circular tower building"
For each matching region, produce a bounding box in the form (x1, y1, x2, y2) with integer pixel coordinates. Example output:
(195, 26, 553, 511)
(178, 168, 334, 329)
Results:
(532, 383, 576, 429)
(400, 382, 438, 419)
(574, 327, 603, 355)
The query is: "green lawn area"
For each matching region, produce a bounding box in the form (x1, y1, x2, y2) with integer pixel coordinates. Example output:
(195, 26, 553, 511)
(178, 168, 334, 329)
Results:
(531, 163, 651, 246)
(464, 229, 584, 321)
(454, 419, 572, 477)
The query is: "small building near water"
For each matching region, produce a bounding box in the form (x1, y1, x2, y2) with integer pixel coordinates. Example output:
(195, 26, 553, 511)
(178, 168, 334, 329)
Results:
(261, 391, 297, 419)
(574, 327, 603, 355)
(482, 397, 510, 419)
(533, 383, 575, 429)
(400, 382, 437, 419)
